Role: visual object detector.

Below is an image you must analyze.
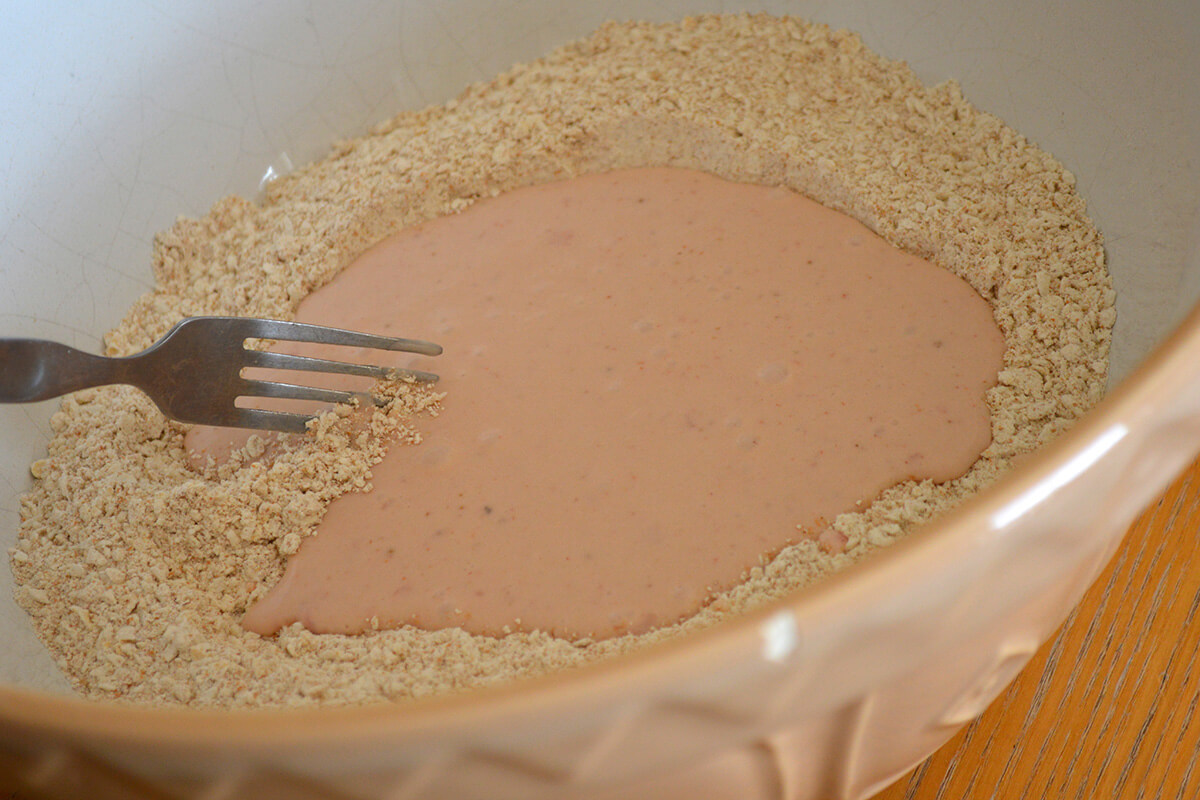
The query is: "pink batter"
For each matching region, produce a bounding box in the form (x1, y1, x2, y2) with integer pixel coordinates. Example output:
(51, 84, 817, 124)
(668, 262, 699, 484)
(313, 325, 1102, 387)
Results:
(187, 167, 1006, 640)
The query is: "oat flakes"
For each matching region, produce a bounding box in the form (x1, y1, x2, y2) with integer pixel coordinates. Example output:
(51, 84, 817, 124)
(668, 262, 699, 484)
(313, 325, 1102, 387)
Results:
(9, 15, 1112, 707)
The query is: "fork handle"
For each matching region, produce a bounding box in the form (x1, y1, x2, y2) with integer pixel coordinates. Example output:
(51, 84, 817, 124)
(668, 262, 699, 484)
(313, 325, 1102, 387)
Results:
(0, 339, 130, 403)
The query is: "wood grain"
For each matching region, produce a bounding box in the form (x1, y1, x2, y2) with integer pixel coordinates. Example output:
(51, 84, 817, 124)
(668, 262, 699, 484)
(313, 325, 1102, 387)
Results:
(874, 455, 1200, 800)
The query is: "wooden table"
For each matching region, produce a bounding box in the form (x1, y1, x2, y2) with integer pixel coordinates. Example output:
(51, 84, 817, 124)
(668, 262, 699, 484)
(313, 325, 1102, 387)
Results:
(875, 455, 1200, 800)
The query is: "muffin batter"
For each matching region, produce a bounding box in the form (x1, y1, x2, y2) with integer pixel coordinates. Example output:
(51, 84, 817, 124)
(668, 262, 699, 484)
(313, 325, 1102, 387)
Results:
(186, 168, 1004, 640)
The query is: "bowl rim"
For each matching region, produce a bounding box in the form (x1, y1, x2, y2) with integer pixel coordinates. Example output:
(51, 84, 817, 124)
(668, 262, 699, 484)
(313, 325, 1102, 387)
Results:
(3, 301, 1197, 750)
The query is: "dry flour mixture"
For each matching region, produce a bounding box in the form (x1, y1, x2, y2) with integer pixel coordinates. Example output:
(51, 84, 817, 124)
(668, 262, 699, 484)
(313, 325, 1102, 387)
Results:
(10, 15, 1112, 707)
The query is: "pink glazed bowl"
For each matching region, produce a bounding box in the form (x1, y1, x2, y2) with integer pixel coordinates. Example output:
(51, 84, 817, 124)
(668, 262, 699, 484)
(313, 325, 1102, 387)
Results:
(1, 2, 1197, 798)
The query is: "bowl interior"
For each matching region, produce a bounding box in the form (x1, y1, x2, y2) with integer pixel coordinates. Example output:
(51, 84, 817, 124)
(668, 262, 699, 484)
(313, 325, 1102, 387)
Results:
(1, 0, 1197, 693)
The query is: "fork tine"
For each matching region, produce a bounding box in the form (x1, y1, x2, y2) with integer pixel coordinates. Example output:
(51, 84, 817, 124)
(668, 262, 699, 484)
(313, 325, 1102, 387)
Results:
(222, 317, 443, 356)
(240, 379, 372, 406)
(242, 350, 440, 383)
(228, 408, 315, 434)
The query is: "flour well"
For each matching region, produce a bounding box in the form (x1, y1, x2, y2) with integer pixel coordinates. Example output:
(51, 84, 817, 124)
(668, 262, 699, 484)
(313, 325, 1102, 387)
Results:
(221, 166, 1005, 642)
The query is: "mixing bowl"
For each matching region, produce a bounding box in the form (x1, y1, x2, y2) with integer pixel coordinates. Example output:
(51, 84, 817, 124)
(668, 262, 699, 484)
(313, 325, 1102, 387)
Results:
(2, 2, 1197, 798)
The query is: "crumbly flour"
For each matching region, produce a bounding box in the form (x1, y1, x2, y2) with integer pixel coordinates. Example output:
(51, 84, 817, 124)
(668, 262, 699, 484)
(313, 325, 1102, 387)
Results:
(9, 15, 1113, 707)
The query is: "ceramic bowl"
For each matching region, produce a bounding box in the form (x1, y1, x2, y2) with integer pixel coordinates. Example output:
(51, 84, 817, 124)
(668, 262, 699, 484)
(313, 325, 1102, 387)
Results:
(1, 2, 1197, 798)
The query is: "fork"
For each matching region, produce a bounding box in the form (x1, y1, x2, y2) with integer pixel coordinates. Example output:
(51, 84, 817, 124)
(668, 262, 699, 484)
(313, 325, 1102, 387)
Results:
(0, 316, 442, 433)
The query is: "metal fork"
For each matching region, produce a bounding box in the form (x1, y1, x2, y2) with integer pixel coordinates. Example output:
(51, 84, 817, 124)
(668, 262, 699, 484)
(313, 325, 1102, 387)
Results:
(0, 316, 442, 433)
